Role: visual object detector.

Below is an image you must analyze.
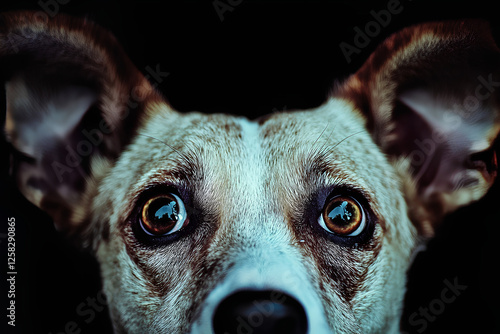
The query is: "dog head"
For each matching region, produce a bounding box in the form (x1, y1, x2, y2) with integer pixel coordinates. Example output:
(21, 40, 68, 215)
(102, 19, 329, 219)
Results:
(2, 12, 499, 333)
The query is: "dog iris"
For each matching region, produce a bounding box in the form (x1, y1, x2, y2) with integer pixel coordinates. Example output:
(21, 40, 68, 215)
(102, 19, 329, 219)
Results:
(320, 196, 364, 236)
(140, 194, 187, 235)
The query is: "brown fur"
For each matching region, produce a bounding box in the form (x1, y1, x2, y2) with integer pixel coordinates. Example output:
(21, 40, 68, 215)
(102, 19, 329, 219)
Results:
(2, 12, 499, 334)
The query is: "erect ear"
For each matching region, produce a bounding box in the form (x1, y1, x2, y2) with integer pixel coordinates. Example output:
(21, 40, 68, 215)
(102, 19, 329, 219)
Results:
(1, 12, 163, 237)
(337, 20, 500, 237)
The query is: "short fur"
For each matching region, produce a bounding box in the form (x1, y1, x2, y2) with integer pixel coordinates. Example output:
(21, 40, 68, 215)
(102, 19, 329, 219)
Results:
(2, 12, 499, 334)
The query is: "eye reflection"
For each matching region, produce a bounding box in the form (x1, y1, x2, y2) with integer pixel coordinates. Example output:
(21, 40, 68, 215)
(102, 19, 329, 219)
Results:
(319, 196, 365, 237)
(140, 193, 187, 236)
(154, 201, 178, 221)
(327, 201, 353, 223)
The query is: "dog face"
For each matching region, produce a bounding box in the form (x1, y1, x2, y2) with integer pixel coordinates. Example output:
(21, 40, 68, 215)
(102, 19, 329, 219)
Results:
(2, 12, 499, 333)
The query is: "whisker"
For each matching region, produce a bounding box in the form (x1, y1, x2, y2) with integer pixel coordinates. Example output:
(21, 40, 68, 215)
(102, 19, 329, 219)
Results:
(136, 133, 192, 166)
(330, 130, 364, 151)
(305, 129, 364, 174)
(307, 123, 332, 161)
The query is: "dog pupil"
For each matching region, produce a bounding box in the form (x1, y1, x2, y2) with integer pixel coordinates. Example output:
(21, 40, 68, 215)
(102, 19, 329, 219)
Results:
(150, 197, 178, 226)
(328, 201, 354, 226)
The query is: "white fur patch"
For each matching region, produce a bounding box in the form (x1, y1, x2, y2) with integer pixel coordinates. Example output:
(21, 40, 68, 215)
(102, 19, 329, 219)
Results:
(189, 118, 331, 333)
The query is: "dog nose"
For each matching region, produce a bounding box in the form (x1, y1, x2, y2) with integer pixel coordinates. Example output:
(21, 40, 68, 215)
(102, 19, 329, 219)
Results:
(212, 290, 308, 334)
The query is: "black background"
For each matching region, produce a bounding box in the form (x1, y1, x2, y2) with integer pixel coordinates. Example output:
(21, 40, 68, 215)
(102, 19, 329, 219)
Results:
(1, 0, 499, 333)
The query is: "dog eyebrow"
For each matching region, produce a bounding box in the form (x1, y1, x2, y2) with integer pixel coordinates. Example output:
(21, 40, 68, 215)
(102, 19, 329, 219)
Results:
(136, 133, 195, 168)
(116, 142, 202, 225)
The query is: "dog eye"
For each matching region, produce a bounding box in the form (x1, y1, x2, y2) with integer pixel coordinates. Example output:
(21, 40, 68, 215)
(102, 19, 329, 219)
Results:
(140, 194, 187, 236)
(318, 196, 365, 237)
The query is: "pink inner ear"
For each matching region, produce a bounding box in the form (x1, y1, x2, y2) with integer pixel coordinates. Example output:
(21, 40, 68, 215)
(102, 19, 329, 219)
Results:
(4, 76, 100, 223)
(392, 89, 498, 198)
(399, 89, 494, 152)
(6, 76, 98, 159)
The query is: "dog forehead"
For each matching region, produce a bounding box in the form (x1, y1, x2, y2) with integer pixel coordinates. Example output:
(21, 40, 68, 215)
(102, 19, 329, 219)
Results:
(258, 100, 382, 185)
(110, 100, 382, 203)
(137, 102, 369, 189)
(106, 100, 404, 230)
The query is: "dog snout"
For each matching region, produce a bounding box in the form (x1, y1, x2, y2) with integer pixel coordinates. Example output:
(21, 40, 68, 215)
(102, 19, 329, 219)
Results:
(212, 290, 308, 334)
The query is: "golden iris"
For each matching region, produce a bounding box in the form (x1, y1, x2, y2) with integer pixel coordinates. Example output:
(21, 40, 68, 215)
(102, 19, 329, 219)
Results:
(322, 196, 363, 235)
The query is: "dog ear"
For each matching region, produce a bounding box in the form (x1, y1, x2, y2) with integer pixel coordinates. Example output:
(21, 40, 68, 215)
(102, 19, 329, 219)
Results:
(1, 12, 162, 238)
(337, 20, 500, 237)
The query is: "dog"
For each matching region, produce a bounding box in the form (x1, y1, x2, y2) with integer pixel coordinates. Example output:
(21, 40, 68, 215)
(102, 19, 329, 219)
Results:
(2, 11, 499, 334)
